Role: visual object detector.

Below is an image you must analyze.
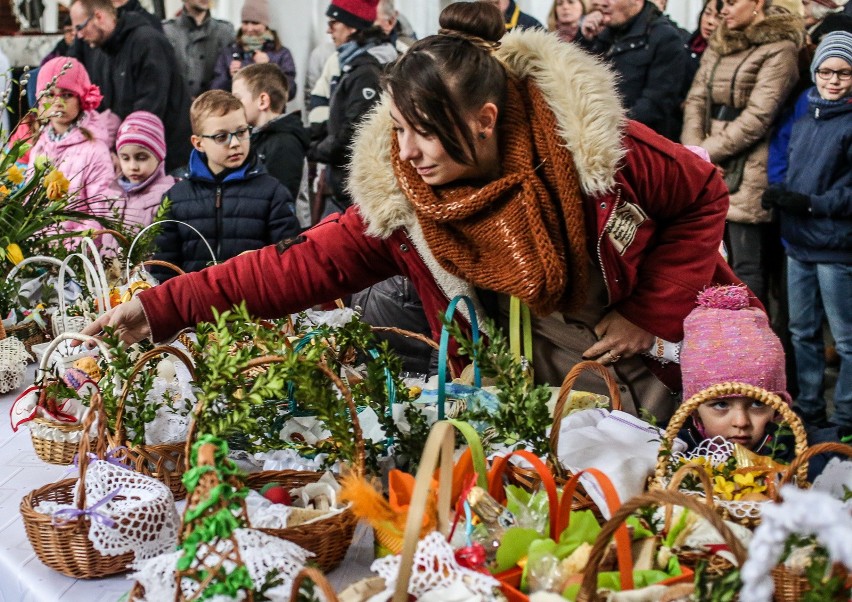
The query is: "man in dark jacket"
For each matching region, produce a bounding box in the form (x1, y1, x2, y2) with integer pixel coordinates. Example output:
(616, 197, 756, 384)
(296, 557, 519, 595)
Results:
(164, 0, 235, 99)
(587, 0, 688, 141)
(70, 0, 192, 171)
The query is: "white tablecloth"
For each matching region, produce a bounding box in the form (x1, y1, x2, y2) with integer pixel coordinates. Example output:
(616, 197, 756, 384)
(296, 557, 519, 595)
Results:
(0, 365, 374, 601)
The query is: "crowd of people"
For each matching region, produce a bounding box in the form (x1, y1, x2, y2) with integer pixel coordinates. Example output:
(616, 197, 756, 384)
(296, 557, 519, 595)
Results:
(8, 0, 847, 443)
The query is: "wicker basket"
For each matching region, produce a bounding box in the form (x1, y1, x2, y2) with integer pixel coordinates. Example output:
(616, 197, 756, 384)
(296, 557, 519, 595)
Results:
(5, 320, 48, 360)
(107, 345, 197, 501)
(575, 489, 748, 602)
(27, 333, 112, 466)
(652, 381, 809, 527)
(20, 391, 135, 578)
(185, 354, 364, 573)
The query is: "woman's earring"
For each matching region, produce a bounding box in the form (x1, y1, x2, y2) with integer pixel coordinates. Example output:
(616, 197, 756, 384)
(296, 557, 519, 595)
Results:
(752, 8, 758, 14)
(478, 132, 487, 140)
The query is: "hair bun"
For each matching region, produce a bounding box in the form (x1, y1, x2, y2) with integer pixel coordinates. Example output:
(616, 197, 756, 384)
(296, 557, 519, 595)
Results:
(696, 285, 751, 310)
(438, 2, 505, 45)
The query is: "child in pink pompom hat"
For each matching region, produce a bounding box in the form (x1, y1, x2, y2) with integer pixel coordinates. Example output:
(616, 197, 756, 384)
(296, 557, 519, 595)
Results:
(109, 111, 175, 230)
(29, 57, 116, 237)
(678, 285, 792, 454)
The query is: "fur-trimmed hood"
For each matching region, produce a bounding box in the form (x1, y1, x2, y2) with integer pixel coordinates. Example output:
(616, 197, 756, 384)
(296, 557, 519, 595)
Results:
(709, 13, 804, 56)
(348, 28, 627, 239)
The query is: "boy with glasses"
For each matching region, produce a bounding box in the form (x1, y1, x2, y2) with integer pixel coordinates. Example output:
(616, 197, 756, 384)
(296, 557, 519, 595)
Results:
(151, 90, 298, 281)
(762, 31, 852, 430)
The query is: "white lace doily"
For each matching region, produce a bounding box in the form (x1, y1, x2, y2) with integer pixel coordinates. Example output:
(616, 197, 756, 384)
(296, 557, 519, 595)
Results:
(130, 528, 313, 602)
(370, 531, 500, 600)
(0, 337, 29, 393)
(669, 436, 765, 521)
(245, 490, 293, 529)
(255, 448, 327, 472)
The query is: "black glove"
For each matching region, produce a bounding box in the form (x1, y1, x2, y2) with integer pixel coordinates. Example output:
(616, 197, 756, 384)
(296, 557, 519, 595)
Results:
(761, 188, 811, 216)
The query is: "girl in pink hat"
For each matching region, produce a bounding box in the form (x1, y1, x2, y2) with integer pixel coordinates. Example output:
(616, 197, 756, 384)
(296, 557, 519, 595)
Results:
(29, 57, 116, 237)
(110, 111, 175, 229)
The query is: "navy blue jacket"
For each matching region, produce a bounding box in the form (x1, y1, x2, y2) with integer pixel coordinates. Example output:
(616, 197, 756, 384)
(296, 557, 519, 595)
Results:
(153, 150, 298, 280)
(780, 89, 852, 263)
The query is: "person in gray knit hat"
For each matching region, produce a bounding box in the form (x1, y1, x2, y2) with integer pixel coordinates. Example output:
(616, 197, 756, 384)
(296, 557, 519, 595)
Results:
(211, 0, 297, 101)
(762, 30, 852, 429)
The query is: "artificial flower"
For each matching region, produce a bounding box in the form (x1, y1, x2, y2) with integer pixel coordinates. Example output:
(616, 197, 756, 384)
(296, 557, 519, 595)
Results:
(5, 243, 23, 265)
(44, 169, 69, 200)
(4, 165, 24, 185)
(0, 184, 9, 199)
(713, 475, 735, 501)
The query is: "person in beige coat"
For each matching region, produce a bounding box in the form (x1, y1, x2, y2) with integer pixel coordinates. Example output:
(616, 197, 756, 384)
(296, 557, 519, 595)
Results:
(682, 0, 804, 305)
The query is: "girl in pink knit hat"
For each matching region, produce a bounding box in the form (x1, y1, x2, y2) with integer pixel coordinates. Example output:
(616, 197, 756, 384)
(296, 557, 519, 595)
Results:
(678, 285, 792, 454)
(29, 57, 116, 237)
(110, 111, 175, 229)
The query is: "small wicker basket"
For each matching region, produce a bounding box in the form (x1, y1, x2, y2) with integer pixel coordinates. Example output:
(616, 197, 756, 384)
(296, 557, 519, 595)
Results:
(107, 345, 197, 500)
(20, 391, 135, 578)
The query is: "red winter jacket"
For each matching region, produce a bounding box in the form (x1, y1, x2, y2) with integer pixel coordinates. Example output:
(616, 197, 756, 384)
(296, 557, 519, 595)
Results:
(138, 29, 750, 385)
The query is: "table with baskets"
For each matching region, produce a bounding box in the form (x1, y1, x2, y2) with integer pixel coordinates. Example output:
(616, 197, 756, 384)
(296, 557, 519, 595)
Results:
(0, 365, 376, 601)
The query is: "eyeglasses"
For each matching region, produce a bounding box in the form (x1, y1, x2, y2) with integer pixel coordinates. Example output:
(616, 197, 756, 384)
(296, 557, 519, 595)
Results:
(816, 68, 852, 81)
(199, 126, 252, 146)
(74, 14, 92, 32)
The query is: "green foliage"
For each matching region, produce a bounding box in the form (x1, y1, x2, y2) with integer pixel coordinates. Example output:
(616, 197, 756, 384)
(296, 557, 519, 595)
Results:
(694, 560, 741, 602)
(0, 275, 24, 319)
(782, 535, 851, 601)
(443, 316, 551, 456)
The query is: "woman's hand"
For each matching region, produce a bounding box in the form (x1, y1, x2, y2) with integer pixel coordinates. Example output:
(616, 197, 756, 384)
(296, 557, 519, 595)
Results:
(252, 51, 270, 64)
(74, 296, 152, 347)
(229, 59, 242, 76)
(582, 310, 655, 365)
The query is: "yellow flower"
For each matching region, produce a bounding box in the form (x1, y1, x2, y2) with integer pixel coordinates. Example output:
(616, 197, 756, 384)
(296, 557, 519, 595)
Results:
(5, 165, 24, 185)
(713, 475, 735, 501)
(44, 169, 70, 200)
(732, 472, 767, 497)
(5, 243, 23, 265)
(0, 184, 9, 199)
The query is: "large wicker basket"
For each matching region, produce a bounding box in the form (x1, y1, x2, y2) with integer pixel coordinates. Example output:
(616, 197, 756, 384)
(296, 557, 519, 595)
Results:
(5, 320, 48, 360)
(107, 345, 197, 500)
(185, 354, 363, 573)
(20, 392, 135, 578)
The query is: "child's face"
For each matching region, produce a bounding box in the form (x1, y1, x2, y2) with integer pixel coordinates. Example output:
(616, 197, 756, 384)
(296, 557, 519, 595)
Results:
(41, 88, 81, 130)
(118, 144, 159, 184)
(815, 56, 852, 102)
(695, 396, 775, 450)
(191, 108, 251, 175)
(231, 77, 260, 127)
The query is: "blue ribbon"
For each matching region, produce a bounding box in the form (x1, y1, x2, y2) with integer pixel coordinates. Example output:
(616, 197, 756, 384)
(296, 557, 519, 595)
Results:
(52, 486, 123, 528)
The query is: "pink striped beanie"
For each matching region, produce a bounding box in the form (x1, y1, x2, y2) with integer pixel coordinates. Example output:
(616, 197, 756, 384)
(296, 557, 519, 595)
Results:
(116, 111, 167, 162)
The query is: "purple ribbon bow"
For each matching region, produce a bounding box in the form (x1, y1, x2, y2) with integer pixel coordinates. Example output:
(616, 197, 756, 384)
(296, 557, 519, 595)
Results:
(72, 446, 130, 470)
(52, 486, 123, 528)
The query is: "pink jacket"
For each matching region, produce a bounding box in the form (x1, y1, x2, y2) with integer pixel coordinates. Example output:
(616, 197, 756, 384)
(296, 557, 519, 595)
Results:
(109, 163, 175, 229)
(29, 110, 116, 235)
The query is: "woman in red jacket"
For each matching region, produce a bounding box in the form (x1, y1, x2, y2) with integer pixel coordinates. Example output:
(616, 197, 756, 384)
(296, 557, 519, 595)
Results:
(83, 3, 748, 422)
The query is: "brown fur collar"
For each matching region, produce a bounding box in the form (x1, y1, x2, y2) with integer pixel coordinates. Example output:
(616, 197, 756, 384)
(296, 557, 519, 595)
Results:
(709, 12, 805, 56)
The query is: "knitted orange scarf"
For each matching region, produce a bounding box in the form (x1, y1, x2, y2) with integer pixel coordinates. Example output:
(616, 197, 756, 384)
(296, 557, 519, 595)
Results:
(391, 77, 589, 315)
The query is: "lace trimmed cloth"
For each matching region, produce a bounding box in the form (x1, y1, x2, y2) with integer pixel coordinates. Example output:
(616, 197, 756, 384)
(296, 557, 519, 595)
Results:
(740, 486, 852, 602)
(370, 531, 500, 600)
(129, 528, 313, 601)
(36, 459, 178, 561)
(669, 436, 765, 522)
(0, 336, 29, 393)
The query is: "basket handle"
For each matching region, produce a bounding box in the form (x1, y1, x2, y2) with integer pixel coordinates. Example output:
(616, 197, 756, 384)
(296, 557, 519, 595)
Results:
(36, 332, 113, 418)
(663, 462, 715, 532)
(125, 219, 216, 284)
(183, 354, 366, 476)
(575, 490, 748, 602)
(56, 252, 110, 334)
(289, 567, 340, 602)
(88, 229, 130, 248)
(550, 361, 623, 463)
(6, 255, 67, 281)
(778, 441, 852, 489)
(139, 260, 185, 276)
(653, 382, 808, 489)
(77, 237, 111, 303)
(447, 419, 489, 490)
(74, 391, 110, 511)
(437, 295, 481, 420)
(558, 468, 633, 591)
(113, 345, 197, 440)
(369, 326, 454, 378)
(509, 296, 533, 365)
(394, 421, 455, 602)
(487, 450, 560, 541)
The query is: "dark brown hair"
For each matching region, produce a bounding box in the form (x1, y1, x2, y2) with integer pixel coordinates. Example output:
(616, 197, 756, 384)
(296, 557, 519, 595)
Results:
(383, 2, 507, 166)
(190, 90, 245, 135)
(233, 63, 289, 113)
(72, 0, 115, 17)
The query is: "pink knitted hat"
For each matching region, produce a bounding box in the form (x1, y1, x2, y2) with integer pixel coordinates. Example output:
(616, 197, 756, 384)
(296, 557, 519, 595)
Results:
(36, 57, 103, 111)
(116, 111, 167, 163)
(680, 286, 790, 404)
